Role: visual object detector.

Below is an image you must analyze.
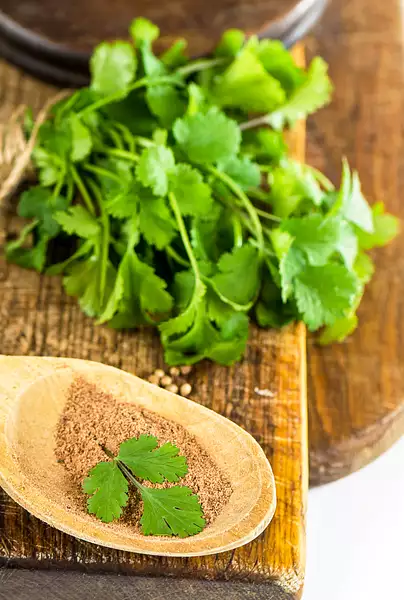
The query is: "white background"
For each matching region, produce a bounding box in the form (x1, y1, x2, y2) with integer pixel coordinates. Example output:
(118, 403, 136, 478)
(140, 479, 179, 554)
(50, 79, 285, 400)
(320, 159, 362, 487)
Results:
(304, 437, 404, 599)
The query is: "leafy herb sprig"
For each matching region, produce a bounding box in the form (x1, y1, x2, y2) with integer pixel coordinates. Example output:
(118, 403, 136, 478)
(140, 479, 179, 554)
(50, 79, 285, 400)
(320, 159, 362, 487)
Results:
(6, 18, 399, 365)
(84, 434, 205, 537)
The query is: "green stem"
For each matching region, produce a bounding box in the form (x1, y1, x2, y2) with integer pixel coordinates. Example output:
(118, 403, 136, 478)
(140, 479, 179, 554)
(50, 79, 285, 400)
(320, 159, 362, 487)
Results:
(71, 166, 96, 215)
(176, 57, 227, 77)
(87, 179, 110, 303)
(168, 192, 201, 280)
(232, 214, 243, 248)
(209, 167, 264, 253)
(239, 115, 270, 131)
(253, 206, 281, 222)
(166, 246, 190, 268)
(117, 459, 146, 494)
(84, 163, 122, 182)
(135, 136, 156, 149)
(114, 123, 136, 154)
(78, 76, 184, 117)
(103, 147, 139, 162)
(108, 128, 124, 150)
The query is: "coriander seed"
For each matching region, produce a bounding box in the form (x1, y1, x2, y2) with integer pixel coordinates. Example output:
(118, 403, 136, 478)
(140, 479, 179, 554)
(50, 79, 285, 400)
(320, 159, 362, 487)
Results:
(180, 383, 192, 397)
(161, 375, 172, 387)
(180, 366, 192, 375)
(154, 369, 165, 379)
(148, 374, 160, 386)
(169, 367, 180, 377)
(166, 384, 179, 394)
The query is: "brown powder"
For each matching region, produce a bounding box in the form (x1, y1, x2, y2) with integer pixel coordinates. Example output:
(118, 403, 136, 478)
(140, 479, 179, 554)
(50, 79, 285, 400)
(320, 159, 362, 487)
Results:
(55, 377, 232, 532)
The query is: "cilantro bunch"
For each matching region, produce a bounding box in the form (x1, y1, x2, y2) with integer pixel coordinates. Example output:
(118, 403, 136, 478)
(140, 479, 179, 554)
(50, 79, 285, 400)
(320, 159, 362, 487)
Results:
(84, 434, 205, 536)
(6, 18, 399, 365)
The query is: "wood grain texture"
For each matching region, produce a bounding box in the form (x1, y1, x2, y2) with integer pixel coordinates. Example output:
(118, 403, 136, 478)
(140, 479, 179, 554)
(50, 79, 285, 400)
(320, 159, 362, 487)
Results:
(0, 52, 307, 598)
(306, 0, 404, 484)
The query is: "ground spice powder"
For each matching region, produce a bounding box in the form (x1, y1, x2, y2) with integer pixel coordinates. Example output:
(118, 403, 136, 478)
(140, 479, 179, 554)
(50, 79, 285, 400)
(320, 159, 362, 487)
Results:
(55, 377, 233, 531)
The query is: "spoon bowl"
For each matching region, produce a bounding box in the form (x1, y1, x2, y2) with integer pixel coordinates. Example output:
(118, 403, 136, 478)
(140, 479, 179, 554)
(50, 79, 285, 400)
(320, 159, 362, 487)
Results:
(0, 355, 276, 557)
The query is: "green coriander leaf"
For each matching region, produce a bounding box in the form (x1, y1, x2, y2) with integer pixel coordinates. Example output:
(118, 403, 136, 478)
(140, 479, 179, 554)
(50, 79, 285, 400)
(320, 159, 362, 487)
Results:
(279, 246, 306, 302)
(319, 314, 358, 344)
(83, 461, 128, 523)
(169, 164, 213, 216)
(269, 158, 325, 217)
(256, 40, 305, 95)
(136, 145, 175, 196)
(173, 108, 241, 165)
(354, 251, 375, 284)
(139, 196, 176, 249)
(140, 485, 205, 537)
(18, 186, 69, 237)
(215, 29, 245, 57)
(99, 249, 173, 326)
(69, 115, 92, 162)
(146, 86, 186, 128)
(331, 161, 374, 233)
(54, 206, 100, 239)
(64, 256, 116, 317)
(207, 311, 249, 365)
(356, 202, 400, 249)
(294, 263, 360, 330)
(281, 214, 342, 266)
(242, 129, 287, 163)
(130, 17, 160, 45)
(268, 57, 332, 129)
(255, 274, 297, 328)
(161, 39, 188, 68)
(160, 274, 206, 340)
(5, 225, 49, 272)
(210, 245, 261, 309)
(336, 221, 358, 269)
(212, 48, 285, 113)
(90, 41, 137, 96)
(218, 156, 261, 190)
(117, 434, 187, 483)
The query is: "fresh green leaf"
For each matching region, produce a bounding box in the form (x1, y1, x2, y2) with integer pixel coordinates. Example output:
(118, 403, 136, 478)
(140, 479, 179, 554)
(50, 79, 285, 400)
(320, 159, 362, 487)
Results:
(269, 159, 325, 217)
(136, 145, 175, 196)
(210, 245, 261, 309)
(130, 17, 160, 45)
(268, 57, 332, 129)
(18, 187, 69, 237)
(356, 202, 400, 249)
(83, 461, 128, 523)
(215, 29, 245, 57)
(281, 214, 342, 266)
(69, 115, 92, 162)
(54, 206, 100, 239)
(90, 41, 137, 96)
(117, 434, 187, 483)
(146, 86, 185, 128)
(139, 195, 176, 249)
(319, 314, 358, 344)
(169, 164, 213, 216)
(331, 161, 374, 233)
(63, 256, 116, 317)
(212, 48, 286, 113)
(218, 156, 261, 190)
(173, 108, 241, 164)
(140, 485, 205, 537)
(294, 263, 360, 330)
(256, 40, 305, 95)
(336, 221, 358, 269)
(99, 248, 173, 326)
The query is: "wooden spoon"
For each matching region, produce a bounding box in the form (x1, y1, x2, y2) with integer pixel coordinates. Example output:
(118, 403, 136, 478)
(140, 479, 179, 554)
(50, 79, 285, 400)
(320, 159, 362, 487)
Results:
(0, 355, 276, 557)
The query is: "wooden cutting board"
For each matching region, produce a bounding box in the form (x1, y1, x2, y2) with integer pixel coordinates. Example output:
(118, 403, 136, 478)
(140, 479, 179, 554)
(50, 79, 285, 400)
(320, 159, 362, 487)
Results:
(0, 53, 308, 599)
(306, 0, 404, 485)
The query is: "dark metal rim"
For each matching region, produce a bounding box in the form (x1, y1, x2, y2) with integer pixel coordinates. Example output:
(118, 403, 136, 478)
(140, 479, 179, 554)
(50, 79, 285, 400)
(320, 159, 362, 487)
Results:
(0, 0, 328, 87)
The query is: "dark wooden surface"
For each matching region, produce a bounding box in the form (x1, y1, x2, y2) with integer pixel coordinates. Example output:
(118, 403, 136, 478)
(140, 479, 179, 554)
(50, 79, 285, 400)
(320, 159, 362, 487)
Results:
(306, 0, 404, 484)
(0, 52, 307, 599)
